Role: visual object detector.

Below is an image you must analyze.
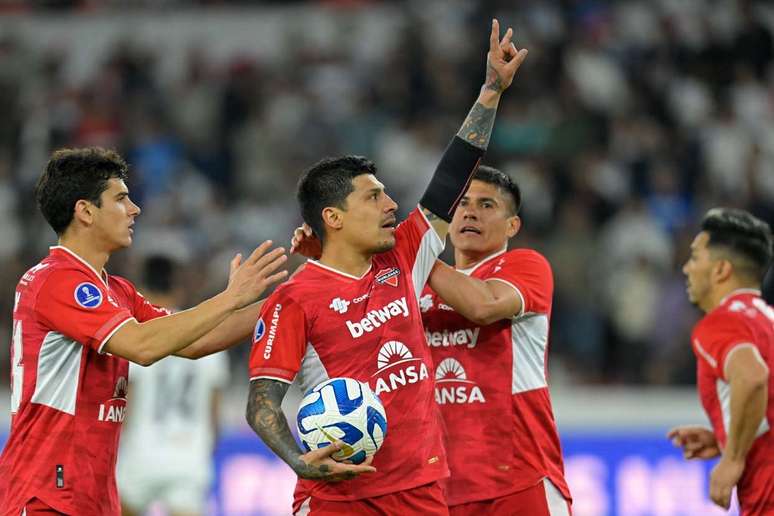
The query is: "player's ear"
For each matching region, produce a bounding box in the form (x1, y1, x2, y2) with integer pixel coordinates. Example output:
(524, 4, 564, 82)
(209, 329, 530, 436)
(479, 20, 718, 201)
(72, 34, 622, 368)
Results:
(321, 207, 344, 232)
(73, 199, 95, 226)
(505, 215, 521, 238)
(712, 259, 734, 284)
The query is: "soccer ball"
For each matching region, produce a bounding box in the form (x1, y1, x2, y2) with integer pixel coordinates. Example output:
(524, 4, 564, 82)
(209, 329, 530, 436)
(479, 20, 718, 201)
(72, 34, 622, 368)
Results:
(296, 377, 388, 464)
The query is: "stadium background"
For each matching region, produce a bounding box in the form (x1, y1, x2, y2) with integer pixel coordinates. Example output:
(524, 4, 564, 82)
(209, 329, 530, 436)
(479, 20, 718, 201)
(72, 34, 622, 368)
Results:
(1, 0, 773, 514)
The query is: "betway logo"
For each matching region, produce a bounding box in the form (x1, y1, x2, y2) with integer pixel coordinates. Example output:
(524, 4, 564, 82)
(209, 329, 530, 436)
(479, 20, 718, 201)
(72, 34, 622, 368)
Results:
(370, 340, 429, 396)
(434, 358, 486, 405)
(345, 297, 409, 338)
(426, 328, 480, 349)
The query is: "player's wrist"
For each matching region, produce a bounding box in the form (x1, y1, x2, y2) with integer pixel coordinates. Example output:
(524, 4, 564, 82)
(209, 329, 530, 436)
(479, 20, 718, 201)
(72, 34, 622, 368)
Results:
(477, 86, 502, 108)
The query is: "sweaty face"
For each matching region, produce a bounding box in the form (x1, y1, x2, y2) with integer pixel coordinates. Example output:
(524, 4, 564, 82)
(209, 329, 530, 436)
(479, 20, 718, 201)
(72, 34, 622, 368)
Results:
(339, 174, 398, 254)
(91, 178, 141, 251)
(682, 232, 714, 311)
(449, 180, 518, 256)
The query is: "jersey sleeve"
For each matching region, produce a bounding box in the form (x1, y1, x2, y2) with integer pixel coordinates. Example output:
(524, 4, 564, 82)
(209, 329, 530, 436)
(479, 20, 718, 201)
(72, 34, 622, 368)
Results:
(113, 276, 172, 322)
(35, 269, 135, 353)
(394, 207, 445, 298)
(248, 290, 307, 383)
(485, 250, 553, 318)
(692, 312, 757, 381)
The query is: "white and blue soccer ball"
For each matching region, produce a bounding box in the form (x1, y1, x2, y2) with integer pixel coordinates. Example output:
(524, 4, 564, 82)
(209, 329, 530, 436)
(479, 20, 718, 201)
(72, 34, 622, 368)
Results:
(296, 377, 387, 464)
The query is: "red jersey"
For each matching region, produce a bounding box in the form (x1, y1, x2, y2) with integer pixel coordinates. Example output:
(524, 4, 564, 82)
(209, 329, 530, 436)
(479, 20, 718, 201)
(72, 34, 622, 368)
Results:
(249, 208, 448, 502)
(691, 289, 774, 514)
(420, 249, 571, 506)
(0, 246, 169, 516)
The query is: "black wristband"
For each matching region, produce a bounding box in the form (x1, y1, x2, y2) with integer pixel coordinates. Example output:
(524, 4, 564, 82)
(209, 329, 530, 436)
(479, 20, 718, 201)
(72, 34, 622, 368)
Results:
(419, 136, 484, 222)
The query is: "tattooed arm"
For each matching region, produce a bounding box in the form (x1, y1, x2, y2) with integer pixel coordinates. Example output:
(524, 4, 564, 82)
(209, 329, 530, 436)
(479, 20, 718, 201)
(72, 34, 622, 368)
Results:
(420, 19, 527, 239)
(246, 379, 376, 481)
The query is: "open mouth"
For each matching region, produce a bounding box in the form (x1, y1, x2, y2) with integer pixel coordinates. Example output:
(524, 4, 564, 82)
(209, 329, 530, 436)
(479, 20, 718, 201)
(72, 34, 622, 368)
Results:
(459, 226, 481, 235)
(381, 219, 396, 229)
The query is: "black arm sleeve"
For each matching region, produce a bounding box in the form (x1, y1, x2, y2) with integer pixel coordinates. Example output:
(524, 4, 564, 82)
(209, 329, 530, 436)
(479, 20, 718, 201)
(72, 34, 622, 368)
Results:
(419, 136, 484, 222)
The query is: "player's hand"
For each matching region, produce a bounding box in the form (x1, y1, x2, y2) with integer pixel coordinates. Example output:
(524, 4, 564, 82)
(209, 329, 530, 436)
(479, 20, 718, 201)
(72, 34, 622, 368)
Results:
(295, 442, 376, 482)
(483, 19, 528, 94)
(667, 426, 721, 460)
(709, 455, 745, 509)
(225, 240, 288, 309)
(290, 224, 322, 260)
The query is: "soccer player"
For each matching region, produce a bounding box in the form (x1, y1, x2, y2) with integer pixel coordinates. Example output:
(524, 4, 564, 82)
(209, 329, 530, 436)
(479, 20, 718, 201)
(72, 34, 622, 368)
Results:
(419, 166, 571, 515)
(668, 208, 773, 514)
(246, 20, 527, 515)
(0, 148, 287, 516)
(118, 255, 229, 516)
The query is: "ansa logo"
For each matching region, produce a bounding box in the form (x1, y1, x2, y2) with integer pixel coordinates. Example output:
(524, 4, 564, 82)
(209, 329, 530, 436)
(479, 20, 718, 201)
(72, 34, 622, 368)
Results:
(369, 340, 429, 396)
(98, 376, 128, 423)
(434, 358, 486, 405)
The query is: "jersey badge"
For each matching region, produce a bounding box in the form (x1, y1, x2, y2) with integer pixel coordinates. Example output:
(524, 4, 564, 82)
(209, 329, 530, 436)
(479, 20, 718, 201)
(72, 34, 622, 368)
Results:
(74, 282, 103, 309)
(376, 267, 400, 287)
(254, 318, 266, 342)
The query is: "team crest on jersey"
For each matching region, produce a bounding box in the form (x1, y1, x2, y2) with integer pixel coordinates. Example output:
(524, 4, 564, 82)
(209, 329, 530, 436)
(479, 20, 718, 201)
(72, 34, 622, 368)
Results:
(74, 282, 103, 309)
(254, 318, 266, 342)
(376, 268, 400, 287)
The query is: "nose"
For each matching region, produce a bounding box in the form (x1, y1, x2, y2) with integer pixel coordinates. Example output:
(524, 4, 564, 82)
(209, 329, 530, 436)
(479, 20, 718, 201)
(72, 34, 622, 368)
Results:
(384, 193, 398, 213)
(462, 205, 478, 219)
(681, 261, 689, 275)
(129, 198, 141, 217)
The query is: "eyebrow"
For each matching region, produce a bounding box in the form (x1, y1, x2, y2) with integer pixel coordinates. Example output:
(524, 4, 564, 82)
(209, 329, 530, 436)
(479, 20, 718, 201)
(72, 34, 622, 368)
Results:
(364, 187, 383, 196)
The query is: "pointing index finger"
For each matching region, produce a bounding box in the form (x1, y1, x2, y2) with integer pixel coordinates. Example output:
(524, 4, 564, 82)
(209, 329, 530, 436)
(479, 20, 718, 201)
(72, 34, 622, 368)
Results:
(490, 19, 500, 52)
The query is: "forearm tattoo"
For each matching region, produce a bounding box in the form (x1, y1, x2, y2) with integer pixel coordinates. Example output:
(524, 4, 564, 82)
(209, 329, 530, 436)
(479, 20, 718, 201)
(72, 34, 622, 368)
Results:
(246, 379, 333, 479)
(456, 101, 497, 150)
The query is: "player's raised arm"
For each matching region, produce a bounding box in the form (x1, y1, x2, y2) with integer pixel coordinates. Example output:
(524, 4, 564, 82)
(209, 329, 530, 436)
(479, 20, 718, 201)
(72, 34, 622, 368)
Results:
(419, 19, 527, 239)
(104, 241, 288, 365)
(246, 379, 376, 481)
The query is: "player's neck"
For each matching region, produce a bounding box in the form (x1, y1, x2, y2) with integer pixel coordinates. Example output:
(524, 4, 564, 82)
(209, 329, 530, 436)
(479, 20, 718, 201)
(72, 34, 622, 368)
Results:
(57, 236, 110, 277)
(318, 244, 372, 278)
(454, 247, 503, 270)
(704, 279, 760, 312)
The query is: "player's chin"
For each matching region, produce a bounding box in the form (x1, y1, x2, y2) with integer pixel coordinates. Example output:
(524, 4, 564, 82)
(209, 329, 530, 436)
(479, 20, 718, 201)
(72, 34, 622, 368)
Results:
(373, 237, 396, 253)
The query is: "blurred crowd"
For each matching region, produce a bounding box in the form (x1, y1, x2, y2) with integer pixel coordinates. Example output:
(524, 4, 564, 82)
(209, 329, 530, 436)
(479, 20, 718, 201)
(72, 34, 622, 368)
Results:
(0, 0, 772, 387)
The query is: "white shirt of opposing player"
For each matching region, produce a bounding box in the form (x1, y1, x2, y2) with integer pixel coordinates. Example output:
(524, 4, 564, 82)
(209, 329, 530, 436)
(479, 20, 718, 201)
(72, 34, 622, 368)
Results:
(118, 352, 229, 473)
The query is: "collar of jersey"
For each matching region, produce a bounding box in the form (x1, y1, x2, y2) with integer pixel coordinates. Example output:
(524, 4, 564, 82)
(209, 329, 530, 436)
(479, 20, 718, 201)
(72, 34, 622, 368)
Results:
(719, 287, 762, 306)
(50, 245, 110, 289)
(455, 246, 508, 276)
(306, 259, 372, 281)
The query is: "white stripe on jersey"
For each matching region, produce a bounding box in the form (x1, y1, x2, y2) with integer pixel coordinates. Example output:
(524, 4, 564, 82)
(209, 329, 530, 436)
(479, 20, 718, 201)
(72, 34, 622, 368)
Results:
(296, 342, 330, 395)
(543, 478, 571, 516)
(511, 313, 549, 394)
(410, 209, 445, 302)
(716, 377, 770, 439)
(31, 331, 82, 414)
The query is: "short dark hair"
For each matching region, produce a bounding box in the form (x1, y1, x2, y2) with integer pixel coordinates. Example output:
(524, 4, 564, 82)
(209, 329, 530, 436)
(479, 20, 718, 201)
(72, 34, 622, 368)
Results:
(471, 165, 522, 215)
(297, 156, 377, 240)
(35, 147, 130, 235)
(701, 208, 773, 282)
(142, 255, 175, 294)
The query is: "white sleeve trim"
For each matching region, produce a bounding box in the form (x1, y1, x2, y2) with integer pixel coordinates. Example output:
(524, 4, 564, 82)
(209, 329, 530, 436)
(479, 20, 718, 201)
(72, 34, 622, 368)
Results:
(723, 343, 768, 380)
(97, 317, 136, 354)
(485, 278, 526, 319)
(249, 375, 293, 384)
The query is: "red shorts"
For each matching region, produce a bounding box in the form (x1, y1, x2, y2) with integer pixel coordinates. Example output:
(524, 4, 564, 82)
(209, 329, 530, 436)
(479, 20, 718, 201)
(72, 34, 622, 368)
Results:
(21, 498, 65, 516)
(449, 479, 571, 516)
(295, 481, 449, 515)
